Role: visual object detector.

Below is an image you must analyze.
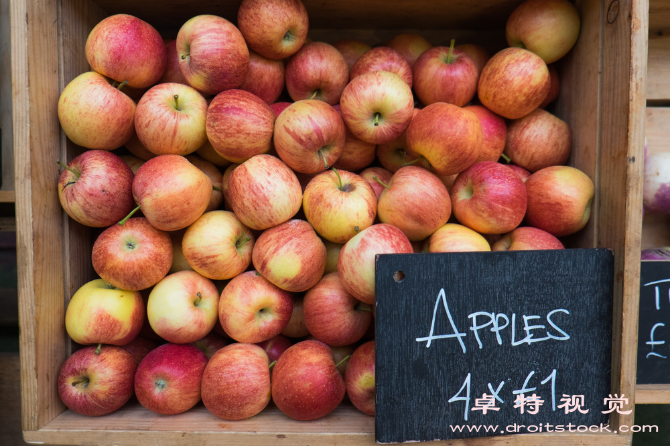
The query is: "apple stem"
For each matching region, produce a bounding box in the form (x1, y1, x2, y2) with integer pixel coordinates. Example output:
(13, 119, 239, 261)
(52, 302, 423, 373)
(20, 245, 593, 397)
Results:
(56, 161, 80, 178)
(372, 176, 390, 190)
(310, 90, 318, 100)
(118, 204, 141, 226)
(194, 292, 202, 306)
(332, 167, 343, 190)
(283, 30, 294, 42)
(500, 153, 512, 164)
(373, 112, 380, 127)
(446, 39, 455, 64)
(402, 157, 422, 167)
(236, 235, 251, 249)
(269, 360, 277, 370)
(174, 94, 179, 110)
(335, 355, 351, 368)
(116, 80, 128, 91)
(212, 185, 223, 192)
(357, 306, 373, 312)
(71, 377, 89, 386)
(94, 343, 102, 355)
(319, 149, 329, 169)
(354, 226, 360, 233)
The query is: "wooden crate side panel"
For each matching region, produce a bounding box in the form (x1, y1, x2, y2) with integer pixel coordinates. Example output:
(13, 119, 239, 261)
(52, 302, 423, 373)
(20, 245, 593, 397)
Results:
(599, 0, 647, 429)
(635, 384, 670, 403)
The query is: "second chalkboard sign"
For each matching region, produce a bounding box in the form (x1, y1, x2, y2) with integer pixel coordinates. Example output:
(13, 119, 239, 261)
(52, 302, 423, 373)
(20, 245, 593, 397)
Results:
(375, 249, 615, 443)
(637, 260, 670, 384)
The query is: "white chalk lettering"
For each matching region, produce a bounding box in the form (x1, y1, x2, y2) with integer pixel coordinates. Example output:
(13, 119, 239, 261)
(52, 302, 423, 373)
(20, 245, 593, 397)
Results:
(646, 323, 667, 359)
(415, 288, 467, 352)
(546, 309, 571, 341)
(449, 372, 471, 421)
(468, 312, 495, 349)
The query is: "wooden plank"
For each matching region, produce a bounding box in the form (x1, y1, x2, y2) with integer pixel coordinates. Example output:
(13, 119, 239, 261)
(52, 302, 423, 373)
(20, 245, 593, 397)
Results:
(644, 107, 670, 154)
(635, 384, 670, 403)
(0, 190, 14, 202)
(0, 0, 13, 192)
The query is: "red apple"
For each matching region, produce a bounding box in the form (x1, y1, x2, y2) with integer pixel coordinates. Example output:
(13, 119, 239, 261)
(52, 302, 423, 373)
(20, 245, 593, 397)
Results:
(228, 155, 302, 230)
(121, 155, 144, 174)
(303, 273, 372, 346)
(332, 105, 376, 172)
(406, 103, 482, 176)
(331, 344, 356, 375)
(346, 340, 375, 416)
(206, 89, 276, 163)
(256, 334, 293, 363)
(221, 163, 240, 211)
(131, 155, 212, 231)
(525, 166, 594, 236)
(135, 343, 208, 414)
(455, 44, 491, 75)
(271, 102, 293, 117)
(197, 139, 232, 168)
(303, 169, 377, 243)
(168, 229, 193, 274)
(504, 108, 571, 172)
(377, 166, 452, 240)
(375, 108, 429, 173)
(386, 33, 431, 68)
(253, 219, 326, 292)
(92, 217, 172, 290)
(201, 343, 272, 420)
(323, 240, 344, 274)
(272, 340, 345, 420)
(338, 224, 413, 304)
(135, 83, 208, 156)
(273, 100, 345, 173)
(506, 0, 581, 63)
(58, 150, 134, 227)
(58, 345, 136, 416)
(350, 47, 412, 87)
(413, 42, 478, 106)
(86, 14, 166, 88)
(340, 71, 414, 145)
(285, 42, 349, 104)
(238, 51, 286, 104)
(65, 278, 144, 346)
(540, 64, 560, 108)
(177, 15, 249, 96)
(185, 155, 223, 212)
(428, 223, 492, 253)
(219, 271, 293, 343)
(125, 134, 157, 161)
(121, 336, 160, 366)
(191, 332, 229, 358)
(58, 72, 135, 150)
(282, 296, 310, 338)
(237, 0, 309, 60)
(160, 39, 189, 85)
(333, 40, 371, 71)
(360, 167, 393, 199)
(464, 105, 507, 163)
(478, 47, 550, 119)
(507, 164, 532, 182)
(493, 226, 565, 251)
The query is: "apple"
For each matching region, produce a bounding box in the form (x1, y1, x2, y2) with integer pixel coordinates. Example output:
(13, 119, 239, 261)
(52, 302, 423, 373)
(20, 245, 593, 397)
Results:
(338, 224, 413, 304)
(386, 33, 431, 68)
(185, 155, 223, 212)
(182, 210, 254, 280)
(135, 83, 208, 156)
(324, 240, 344, 274)
(507, 164, 532, 182)
(168, 230, 193, 274)
(135, 343, 208, 415)
(177, 15, 249, 96)
(406, 103, 482, 176)
(219, 271, 293, 343)
(413, 41, 478, 106)
(455, 44, 491, 75)
(271, 102, 293, 117)
(221, 163, 240, 211)
(139, 290, 162, 341)
(285, 42, 349, 104)
(340, 71, 414, 145)
(120, 336, 160, 366)
(332, 105, 376, 172)
(201, 343, 272, 420)
(350, 47, 413, 87)
(504, 109, 571, 172)
(377, 166, 452, 241)
(85, 14, 166, 88)
(463, 105, 507, 163)
(58, 150, 134, 227)
(228, 155, 302, 230)
(360, 167, 393, 199)
(345, 340, 375, 416)
(197, 139, 232, 167)
(331, 344, 356, 375)
(540, 64, 560, 108)
(525, 166, 595, 236)
(256, 334, 293, 363)
(642, 247, 670, 260)
(450, 161, 527, 234)
(333, 40, 371, 71)
(131, 155, 212, 231)
(58, 72, 135, 150)
(237, 0, 309, 60)
(92, 217, 172, 290)
(375, 109, 428, 173)
(58, 345, 136, 416)
(274, 100, 346, 173)
(428, 223, 492, 252)
(125, 134, 157, 161)
(160, 39, 189, 85)
(506, 0, 581, 64)
(303, 169, 377, 243)
(272, 340, 345, 420)
(253, 219, 326, 292)
(281, 295, 310, 338)
(492, 227, 565, 251)
(238, 51, 286, 104)
(644, 153, 670, 213)
(65, 278, 144, 346)
(191, 332, 229, 358)
(303, 273, 372, 346)
(121, 155, 144, 174)
(478, 47, 550, 119)
(206, 89, 276, 163)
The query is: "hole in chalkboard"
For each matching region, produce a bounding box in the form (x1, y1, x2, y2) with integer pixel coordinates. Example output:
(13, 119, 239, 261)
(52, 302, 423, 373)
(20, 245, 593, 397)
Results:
(393, 271, 405, 283)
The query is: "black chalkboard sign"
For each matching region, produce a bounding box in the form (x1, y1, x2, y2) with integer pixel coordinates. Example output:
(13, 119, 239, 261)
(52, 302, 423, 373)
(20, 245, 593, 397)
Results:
(637, 261, 670, 384)
(375, 249, 614, 443)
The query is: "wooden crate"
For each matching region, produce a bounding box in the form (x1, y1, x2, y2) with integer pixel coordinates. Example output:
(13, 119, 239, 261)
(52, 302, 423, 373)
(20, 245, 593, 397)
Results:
(11, 0, 647, 444)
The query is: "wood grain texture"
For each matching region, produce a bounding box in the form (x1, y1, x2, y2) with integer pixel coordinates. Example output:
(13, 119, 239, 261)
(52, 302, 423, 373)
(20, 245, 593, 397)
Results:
(0, 0, 13, 192)
(0, 190, 15, 202)
(635, 384, 670, 403)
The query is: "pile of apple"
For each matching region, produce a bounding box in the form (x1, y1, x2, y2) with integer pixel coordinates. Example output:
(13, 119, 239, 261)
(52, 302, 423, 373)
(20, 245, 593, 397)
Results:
(55, 0, 590, 422)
